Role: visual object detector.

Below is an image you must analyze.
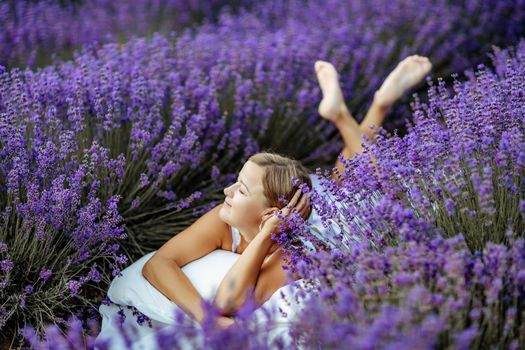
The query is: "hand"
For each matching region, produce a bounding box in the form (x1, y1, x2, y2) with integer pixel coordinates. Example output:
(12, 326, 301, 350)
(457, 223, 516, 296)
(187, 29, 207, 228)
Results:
(260, 189, 312, 238)
(216, 315, 236, 330)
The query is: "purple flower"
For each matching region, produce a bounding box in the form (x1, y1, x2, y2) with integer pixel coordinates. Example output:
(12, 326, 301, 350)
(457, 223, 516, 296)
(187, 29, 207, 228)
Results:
(0, 258, 13, 273)
(444, 198, 456, 216)
(24, 284, 34, 295)
(65, 280, 82, 297)
(87, 264, 102, 283)
(39, 267, 52, 282)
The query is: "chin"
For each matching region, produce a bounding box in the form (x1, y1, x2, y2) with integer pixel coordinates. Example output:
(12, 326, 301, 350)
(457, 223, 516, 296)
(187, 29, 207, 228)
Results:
(218, 205, 232, 224)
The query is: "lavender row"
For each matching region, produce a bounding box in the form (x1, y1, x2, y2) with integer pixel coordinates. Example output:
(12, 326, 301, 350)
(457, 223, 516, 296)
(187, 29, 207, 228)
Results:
(0, 0, 252, 68)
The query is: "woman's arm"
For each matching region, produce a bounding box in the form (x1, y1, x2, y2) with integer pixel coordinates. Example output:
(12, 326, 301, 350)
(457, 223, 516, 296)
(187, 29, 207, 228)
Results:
(212, 226, 275, 316)
(214, 189, 310, 315)
(141, 203, 228, 324)
(143, 255, 208, 323)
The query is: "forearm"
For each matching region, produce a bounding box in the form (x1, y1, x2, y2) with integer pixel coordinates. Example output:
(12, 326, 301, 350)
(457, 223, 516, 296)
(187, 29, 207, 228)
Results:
(213, 228, 274, 315)
(142, 256, 206, 323)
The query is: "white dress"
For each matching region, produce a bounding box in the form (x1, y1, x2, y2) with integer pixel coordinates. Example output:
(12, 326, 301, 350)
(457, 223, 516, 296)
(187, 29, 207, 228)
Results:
(303, 173, 369, 250)
(95, 224, 310, 350)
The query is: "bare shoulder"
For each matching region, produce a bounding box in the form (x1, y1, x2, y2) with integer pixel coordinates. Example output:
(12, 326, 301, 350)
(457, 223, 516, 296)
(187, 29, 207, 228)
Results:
(208, 203, 233, 248)
(150, 203, 232, 267)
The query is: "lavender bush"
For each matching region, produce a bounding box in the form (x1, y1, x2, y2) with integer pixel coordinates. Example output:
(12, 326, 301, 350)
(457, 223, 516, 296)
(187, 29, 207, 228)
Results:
(283, 39, 525, 348)
(20, 37, 525, 350)
(289, 235, 525, 349)
(0, 0, 253, 68)
(0, 130, 129, 343)
(21, 293, 296, 349)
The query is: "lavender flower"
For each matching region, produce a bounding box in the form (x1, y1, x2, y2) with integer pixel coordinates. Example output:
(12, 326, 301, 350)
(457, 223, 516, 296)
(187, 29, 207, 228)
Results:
(39, 268, 52, 282)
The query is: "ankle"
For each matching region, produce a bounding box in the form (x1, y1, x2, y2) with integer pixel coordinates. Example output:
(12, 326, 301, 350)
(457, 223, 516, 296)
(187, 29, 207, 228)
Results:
(336, 103, 352, 121)
(331, 109, 347, 127)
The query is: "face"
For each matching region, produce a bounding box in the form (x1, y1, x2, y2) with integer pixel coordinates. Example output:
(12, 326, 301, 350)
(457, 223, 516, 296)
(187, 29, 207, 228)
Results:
(219, 160, 276, 242)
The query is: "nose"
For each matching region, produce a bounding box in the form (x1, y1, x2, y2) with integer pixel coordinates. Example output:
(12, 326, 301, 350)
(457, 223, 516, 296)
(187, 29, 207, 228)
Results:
(224, 183, 233, 197)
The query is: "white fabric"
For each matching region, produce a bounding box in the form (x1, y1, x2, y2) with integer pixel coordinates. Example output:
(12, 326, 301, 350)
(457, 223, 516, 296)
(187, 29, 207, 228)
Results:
(95, 225, 310, 350)
(305, 172, 375, 250)
(231, 225, 241, 253)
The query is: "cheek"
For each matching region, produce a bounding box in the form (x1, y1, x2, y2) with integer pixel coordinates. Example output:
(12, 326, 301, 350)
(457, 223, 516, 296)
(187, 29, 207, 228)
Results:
(231, 198, 260, 221)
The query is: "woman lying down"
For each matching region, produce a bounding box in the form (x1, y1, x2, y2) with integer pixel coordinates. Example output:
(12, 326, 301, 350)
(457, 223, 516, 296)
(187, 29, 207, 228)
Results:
(95, 54, 432, 349)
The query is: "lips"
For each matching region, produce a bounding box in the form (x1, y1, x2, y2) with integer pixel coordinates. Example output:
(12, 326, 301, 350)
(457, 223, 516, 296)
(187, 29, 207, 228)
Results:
(224, 200, 232, 207)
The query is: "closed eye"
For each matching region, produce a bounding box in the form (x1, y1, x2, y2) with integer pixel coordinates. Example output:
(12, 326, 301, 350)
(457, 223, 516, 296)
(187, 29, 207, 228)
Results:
(236, 177, 247, 195)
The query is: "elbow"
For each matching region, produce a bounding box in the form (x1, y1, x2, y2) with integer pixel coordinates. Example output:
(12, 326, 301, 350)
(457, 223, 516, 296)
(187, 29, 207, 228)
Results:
(142, 258, 155, 281)
(141, 262, 148, 279)
(213, 296, 232, 316)
(213, 294, 240, 317)
(214, 289, 257, 317)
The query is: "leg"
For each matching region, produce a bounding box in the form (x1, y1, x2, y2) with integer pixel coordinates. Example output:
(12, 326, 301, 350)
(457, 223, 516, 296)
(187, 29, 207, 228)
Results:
(314, 61, 384, 186)
(331, 91, 394, 186)
(358, 94, 390, 144)
(314, 56, 432, 187)
(358, 54, 432, 143)
(315, 61, 374, 185)
(329, 103, 378, 186)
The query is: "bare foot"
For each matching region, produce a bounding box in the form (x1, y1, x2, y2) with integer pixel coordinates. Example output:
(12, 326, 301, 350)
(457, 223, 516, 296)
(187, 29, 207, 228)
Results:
(374, 55, 432, 108)
(314, 60, 346, 122)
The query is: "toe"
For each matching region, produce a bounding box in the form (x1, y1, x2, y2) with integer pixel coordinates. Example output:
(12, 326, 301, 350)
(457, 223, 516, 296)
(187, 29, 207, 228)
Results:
(315, 61, 326, 73)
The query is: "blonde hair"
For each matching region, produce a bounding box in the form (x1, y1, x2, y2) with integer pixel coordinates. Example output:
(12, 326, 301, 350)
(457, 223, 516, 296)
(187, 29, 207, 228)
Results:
(247, 151, 312, 209)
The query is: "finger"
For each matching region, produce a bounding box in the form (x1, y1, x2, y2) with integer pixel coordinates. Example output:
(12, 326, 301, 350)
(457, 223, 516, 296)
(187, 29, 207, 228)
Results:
(299, 197, 310, 211)
(294, 206, 306, 219)
(293, 198, 305, 214)
(300, 207, 311, 220)
(288, 189, 302, 207)
(300, 202, 311, 218)
(284, 191, 305, 218)
(280, 206, 291, 218)
(295, 194, 308, 211)
(301, 195, 311, 211)
(297, 193, 309, 209)
(291, 202, 309, 221)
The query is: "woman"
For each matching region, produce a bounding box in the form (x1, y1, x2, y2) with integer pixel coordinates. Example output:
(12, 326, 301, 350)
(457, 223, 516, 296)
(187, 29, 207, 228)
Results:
(96, 55, 432, 348)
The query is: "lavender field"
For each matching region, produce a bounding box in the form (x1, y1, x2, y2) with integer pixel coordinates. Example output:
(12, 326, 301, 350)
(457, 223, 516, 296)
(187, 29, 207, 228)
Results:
(1, 0, 525, 349)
